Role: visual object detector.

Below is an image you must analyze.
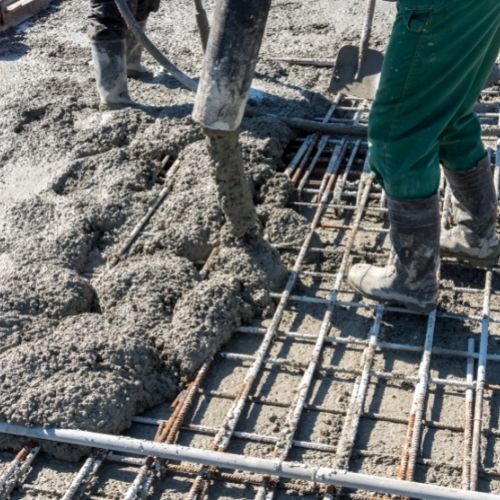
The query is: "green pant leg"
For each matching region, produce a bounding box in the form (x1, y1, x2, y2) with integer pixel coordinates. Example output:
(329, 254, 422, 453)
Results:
(439, 4, 500, 171)
(368, 0, 500, 200)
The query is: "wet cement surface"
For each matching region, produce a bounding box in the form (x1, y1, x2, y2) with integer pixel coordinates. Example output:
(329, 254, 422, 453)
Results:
(4, 0, 498, 495)
(0, 0, 352, 460)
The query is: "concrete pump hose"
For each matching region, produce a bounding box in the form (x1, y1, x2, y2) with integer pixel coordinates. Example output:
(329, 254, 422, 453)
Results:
(113, 0, 198, 92)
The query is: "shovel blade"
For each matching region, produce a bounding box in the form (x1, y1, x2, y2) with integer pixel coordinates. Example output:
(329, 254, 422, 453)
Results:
(330, 45, 384, 100)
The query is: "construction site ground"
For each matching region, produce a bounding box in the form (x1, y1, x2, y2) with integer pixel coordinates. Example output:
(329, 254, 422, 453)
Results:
(1, 0, 500, 498)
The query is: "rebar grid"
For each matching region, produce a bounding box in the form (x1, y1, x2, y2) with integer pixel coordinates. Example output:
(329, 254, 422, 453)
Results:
(185, 103, 367, 500)
(182, 92, 500, 499)
(0, 90, 498, 500)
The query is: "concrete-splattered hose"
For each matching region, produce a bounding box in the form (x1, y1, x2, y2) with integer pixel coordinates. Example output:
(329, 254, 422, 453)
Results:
(113, 0, 198, 92)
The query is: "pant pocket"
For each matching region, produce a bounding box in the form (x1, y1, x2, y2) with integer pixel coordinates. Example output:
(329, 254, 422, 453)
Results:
(398, 0, 440, 33)
(403, 8, 432, 32)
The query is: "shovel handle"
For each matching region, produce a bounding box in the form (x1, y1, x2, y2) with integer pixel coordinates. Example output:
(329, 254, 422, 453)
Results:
(194, 0, 210, 51)
(356, 0, 377, 79)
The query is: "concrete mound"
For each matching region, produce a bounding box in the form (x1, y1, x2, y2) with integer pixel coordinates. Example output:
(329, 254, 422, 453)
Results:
(0, 263, 95, 320)
(0, 9, 307, 459)
(96, 252, 200, 325)
(0, 314, 175, 460)
(2, 196, 97, 273)
(158, 275, 245, 380)
(206, 237, 288, 320)
(139, 141, 226, 262)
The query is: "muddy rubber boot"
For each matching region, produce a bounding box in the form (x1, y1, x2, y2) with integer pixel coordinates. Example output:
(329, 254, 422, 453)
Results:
(126, 22, 150, 78)
(91, 39, 131, 110)
(441, 155, 500, 267)
(348, 195, 440, 313)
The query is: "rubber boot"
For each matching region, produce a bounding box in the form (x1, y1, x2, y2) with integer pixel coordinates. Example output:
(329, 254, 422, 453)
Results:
(126, 21, 149, 78)
(91, 39, 131, 110)
(441, 155, 500, 267)
(348, 195, 440, 313)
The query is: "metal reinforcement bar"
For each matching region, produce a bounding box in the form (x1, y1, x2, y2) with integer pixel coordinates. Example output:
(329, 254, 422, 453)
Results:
(0, 442, 39, 499)
(185, 111, 359, 499)
(470, 150, 500, 490)
(285, 97, 341, 178)
(274, 290, 497, 325)
(462, 338, 475, 490)
(397, 298, 438, 482)
(132, 418, 500, 479)
(255, 167, 373, 498)
(218, 350, 480, 390)
(236, 324, 500, 364)
(0, 422, 498, 500)
(331, 304, 384, 499)
(273, 119, 500, 139)
(123, 360, 212, 498)
(60, 452, 104, 500)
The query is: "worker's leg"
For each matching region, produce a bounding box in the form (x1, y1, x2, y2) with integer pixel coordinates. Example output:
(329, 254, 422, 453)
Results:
(438, 4, 499, 170)
(126, 0, 160, 77)
(88, 0, 132, 109)
(88, 0, 128, 41)
(436, 5, 500, 266)
(349, 0, 500, 309)
(368, 0, 500, 200)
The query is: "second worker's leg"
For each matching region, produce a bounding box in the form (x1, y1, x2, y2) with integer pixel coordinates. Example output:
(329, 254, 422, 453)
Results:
(349, 0, 500, 310)
(441, 155, 500, 267)
(438, 0, 500, 266)
(88, 0, 131, 109)
(126, 0, 160, 78)
(348, 0, 454, 311)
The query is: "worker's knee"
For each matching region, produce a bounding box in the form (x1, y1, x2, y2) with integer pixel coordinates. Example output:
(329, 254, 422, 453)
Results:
(88, 0, 130, 41)
(438, 113, 486, 172)
(135, 0, 160, 22)
(368, 139, 441, 200)
(439, 144, 486, 174)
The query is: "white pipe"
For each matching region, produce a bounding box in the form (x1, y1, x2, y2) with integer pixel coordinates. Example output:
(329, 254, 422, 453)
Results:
(0, 422, 498, 500)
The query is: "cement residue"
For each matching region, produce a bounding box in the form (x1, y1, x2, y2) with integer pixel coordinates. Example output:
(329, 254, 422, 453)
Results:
(0, 313, 175, 460)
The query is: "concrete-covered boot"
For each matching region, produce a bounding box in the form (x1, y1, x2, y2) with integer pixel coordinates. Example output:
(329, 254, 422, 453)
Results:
(348, 195, 440, 313)
(441, 155, 500, 267)
(91, 39, 131, 110)
(126, 22, 149, 78)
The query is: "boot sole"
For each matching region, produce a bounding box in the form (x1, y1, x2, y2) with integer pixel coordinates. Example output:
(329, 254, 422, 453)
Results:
(99, 101, 132, 111)
(349, 280, 436, 315)
(127, 69, 152, 79)
(441, 249, 499, 269)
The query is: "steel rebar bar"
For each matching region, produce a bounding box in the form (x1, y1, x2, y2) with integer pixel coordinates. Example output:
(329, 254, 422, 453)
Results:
(0, 422, 498, 500)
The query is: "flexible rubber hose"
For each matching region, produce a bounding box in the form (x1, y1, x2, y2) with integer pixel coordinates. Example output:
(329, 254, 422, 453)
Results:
(113, 0, 197, 92)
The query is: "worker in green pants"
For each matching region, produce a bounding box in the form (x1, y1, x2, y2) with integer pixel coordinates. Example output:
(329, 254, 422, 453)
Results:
(348, 0, 500, 313)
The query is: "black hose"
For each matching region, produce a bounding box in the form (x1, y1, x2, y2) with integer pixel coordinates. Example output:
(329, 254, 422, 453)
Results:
(113, 0, 197, 92)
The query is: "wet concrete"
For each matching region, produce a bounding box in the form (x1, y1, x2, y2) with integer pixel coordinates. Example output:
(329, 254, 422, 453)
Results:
(0, 0, 391, 461)
(206, 130, 260, 240)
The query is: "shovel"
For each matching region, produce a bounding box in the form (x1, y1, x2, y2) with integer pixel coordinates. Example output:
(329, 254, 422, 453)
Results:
(330, 0, 384, 100)
(194, 0, 210, 51)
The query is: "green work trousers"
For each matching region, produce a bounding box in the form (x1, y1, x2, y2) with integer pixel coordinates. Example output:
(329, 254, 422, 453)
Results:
(369, 0, 500, 199)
